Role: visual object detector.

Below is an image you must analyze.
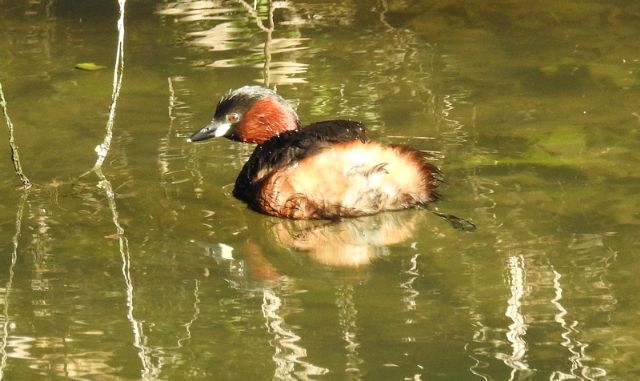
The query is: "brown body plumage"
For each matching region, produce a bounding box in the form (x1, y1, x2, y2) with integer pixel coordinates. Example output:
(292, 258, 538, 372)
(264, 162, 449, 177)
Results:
(189, 86, 440, 220)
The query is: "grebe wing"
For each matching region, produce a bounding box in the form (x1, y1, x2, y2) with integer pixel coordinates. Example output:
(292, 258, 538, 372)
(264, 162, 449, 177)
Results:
(234, 120, 368, 202)
(301, 120, 368, 143)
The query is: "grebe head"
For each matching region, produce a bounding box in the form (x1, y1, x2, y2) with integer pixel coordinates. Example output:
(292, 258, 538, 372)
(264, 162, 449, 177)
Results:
(188, 86, 300, 145)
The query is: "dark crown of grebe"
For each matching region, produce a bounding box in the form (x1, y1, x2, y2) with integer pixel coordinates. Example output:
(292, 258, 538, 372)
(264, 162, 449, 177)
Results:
(189, 86, 300, 145)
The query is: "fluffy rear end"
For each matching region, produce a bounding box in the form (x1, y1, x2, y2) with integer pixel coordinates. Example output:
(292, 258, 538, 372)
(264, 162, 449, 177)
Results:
(257, 141, 439, 219)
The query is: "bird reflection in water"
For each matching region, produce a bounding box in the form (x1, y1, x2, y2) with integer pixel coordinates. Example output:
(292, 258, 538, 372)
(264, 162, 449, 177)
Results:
(197, 204, 477, 281)
(269, 210, 427, 268)
(198, 210, 428, 283)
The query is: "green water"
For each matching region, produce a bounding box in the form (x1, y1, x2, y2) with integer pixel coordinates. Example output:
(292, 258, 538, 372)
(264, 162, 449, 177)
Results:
(1, 0, 639, 380)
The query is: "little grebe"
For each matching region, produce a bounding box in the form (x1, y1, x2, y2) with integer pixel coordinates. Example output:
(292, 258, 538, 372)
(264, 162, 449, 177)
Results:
(188, 86, 440, 220)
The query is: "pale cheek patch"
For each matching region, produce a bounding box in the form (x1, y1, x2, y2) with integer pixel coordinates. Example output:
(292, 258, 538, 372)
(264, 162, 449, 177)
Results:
(214, 123, 232, 137)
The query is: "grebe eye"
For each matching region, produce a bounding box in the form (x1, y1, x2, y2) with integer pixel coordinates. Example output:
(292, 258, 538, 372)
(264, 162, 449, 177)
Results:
(226, 113, 240, 123)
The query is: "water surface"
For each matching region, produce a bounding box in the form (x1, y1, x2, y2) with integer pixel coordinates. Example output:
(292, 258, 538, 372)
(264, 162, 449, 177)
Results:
(1, 1, 640, 380)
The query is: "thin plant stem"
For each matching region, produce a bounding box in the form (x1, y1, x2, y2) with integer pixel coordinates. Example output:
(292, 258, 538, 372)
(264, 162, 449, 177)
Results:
(0, 191, 28, 381)
(95, 167, 157, 380)
(235, 0, 270, 32)
(92, 0, 126, 171)
(0, 82, 32, 189)
(235, 0, 274, 87)
(89, 0, 156, 378)
(263, 0, 274, 88)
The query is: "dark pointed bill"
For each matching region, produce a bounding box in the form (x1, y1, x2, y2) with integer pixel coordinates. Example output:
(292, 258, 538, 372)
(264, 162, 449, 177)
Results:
(187, 121, 232, 142)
